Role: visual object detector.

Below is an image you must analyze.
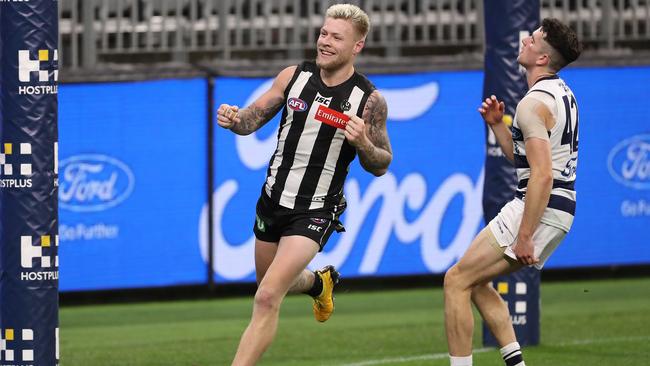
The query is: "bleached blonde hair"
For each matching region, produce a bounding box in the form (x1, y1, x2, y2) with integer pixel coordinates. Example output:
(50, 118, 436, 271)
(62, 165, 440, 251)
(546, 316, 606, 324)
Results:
(325, 4, 370, 39)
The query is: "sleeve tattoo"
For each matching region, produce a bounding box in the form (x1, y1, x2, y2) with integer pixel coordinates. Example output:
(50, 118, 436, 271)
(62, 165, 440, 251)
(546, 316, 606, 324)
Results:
(231, 96, 285, 135)
(358, 90, 393, 175)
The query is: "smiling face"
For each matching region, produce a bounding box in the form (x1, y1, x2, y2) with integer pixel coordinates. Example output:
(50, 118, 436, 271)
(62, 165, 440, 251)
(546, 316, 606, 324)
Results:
(316, 17, 365, 72)
(517, 27, 552, 69)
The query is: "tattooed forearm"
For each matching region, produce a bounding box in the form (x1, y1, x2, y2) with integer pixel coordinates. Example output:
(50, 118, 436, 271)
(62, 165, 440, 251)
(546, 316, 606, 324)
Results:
(231, 96, 284, 135)
(357, 144, 392, 176)
(358, 90, 393, 176)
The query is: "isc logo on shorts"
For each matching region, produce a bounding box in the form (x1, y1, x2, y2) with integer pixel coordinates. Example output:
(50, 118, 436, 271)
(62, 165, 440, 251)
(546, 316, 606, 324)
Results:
(287, 97, 308, 112)
(307, 224, 323, 232)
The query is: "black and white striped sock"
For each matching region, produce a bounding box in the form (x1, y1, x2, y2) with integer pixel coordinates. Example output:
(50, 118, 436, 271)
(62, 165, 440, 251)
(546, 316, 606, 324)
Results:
(500, 342, 525, 366)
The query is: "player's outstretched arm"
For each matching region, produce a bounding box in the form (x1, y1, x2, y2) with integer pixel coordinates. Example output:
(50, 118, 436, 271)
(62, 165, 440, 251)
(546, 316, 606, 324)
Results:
(345, 90, 393, 176)
(217, 66, 295, 135)
(479, 95, 514, 163)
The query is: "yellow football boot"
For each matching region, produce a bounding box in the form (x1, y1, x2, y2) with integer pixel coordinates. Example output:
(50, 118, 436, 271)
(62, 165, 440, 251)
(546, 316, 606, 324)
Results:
(312, 265, 340, 322)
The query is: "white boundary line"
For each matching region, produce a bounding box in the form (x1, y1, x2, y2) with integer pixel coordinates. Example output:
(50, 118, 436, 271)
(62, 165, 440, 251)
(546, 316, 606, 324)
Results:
(337, 336, 650, 366)
(338, 348, 493, 366)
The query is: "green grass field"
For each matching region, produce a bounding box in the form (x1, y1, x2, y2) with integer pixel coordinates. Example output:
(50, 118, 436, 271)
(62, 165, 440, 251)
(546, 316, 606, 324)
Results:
(60, 277, 650, 365)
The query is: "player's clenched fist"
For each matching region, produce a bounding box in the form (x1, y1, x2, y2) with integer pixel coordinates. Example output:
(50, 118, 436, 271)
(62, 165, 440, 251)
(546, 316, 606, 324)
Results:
(217, 104, 241, 129)
(344, 115, 370, 149)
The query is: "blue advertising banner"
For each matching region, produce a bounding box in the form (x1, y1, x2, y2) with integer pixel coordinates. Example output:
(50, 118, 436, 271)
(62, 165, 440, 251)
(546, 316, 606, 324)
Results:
(546, 66, 650, 268)
(207, 66, 650, 285)
(54, 66, 649, 292)
(481, 0, 541, 347)
(57, 79, 208, 291)
(0, 1, 59, 365)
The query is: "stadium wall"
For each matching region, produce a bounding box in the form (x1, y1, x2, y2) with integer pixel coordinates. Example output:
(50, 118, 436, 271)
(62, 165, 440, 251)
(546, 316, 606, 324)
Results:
(58, 66, 650, 292)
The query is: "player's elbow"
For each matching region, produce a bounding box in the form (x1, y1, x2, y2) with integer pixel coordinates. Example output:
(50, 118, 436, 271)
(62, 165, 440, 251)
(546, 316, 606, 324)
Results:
(373, 157, 392, 177)
(366, 162, 390, 177)
(231, 127, 253, 136)
(362, 155, 391, 177)
(371, 167, 388, 177)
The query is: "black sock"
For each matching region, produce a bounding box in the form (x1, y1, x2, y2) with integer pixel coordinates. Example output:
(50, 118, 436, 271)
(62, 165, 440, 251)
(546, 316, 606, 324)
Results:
(305, 271, 323, 297)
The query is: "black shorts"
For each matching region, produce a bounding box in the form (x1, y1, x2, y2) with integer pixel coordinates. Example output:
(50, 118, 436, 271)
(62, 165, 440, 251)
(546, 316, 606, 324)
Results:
(253, 193, 346, 251)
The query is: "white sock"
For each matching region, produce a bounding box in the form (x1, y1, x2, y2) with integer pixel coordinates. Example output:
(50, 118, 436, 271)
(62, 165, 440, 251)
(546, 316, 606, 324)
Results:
(500, 342, 525, 366)
(449, 354, 472, 366)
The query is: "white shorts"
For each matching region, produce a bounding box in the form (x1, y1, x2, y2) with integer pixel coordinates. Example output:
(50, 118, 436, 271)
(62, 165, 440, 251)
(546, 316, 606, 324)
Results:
(488, 198, 566, 269)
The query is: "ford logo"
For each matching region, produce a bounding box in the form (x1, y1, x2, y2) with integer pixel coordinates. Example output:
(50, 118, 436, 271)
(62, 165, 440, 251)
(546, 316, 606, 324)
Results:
(607, 134, 650, 190)
(59, 154, 135, 212)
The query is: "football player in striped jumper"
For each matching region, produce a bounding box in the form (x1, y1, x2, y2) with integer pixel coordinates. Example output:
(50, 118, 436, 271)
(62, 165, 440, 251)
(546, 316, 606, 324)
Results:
(444, 18, 582, 366)
(217, 4, 392, 365)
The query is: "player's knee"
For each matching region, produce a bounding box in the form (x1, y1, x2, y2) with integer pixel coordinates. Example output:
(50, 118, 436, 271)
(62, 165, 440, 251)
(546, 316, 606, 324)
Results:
(254, 287, 281, 312)
(443, 265, 459, 290)
(444, 265, 469, 293)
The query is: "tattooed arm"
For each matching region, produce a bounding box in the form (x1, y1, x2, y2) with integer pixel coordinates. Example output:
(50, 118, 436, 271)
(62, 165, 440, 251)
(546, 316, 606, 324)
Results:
(344, 90, 393, 176)
(216, 66, 295, 135)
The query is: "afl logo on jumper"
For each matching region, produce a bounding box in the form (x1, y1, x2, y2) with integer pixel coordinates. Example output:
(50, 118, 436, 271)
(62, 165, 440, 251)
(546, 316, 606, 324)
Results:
(287, 97, 308, 112)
